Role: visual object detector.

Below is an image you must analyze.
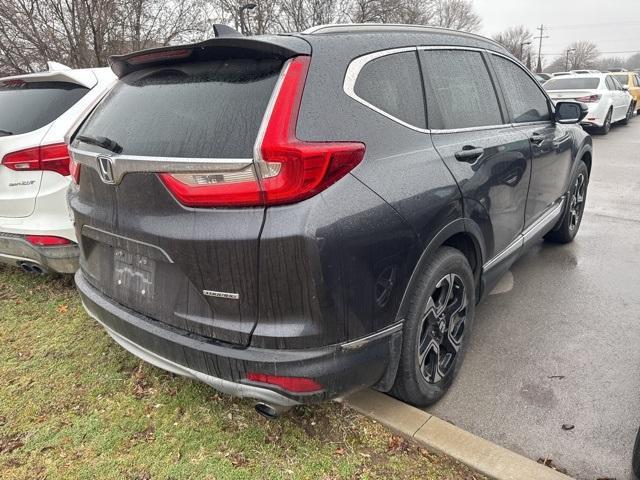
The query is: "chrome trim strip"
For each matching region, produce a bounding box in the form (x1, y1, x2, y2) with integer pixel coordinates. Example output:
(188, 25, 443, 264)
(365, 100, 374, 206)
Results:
(83, 303, 299, 407)
(341, 322, 403, 350)
(522, 198, 565, 244)
(430, 123, 512, 134)
(483, 198, 565, 271)
(343, 46, 429, 133)
(69, 146, 252, 185)
(483, 237, 523, 271)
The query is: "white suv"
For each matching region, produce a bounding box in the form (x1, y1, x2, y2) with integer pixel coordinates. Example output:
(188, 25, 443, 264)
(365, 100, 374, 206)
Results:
(0, 63, 115, 274)
(544, 73, 634, 134)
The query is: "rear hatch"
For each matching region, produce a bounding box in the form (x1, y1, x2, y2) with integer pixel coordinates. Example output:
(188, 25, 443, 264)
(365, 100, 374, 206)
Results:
(69, 37, 311, 346)
(0, 78, 90, 217)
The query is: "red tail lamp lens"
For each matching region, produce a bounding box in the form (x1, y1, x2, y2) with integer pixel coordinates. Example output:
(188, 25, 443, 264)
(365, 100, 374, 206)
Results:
(246, 372, 323, 393)
(2, 143, 71, 177)
(25, 235, 72, 246)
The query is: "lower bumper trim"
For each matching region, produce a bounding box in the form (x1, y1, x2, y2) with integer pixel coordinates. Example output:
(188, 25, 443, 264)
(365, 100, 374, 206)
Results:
(84, 302, 299, 407)
(0, 232, 78, 273)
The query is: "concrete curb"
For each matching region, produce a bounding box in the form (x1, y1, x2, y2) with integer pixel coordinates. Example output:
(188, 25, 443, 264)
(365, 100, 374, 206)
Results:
(345, 389, 573, 480)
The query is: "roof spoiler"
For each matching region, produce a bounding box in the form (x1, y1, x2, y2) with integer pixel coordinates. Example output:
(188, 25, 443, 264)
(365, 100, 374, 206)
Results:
(109, 30, 310, 78)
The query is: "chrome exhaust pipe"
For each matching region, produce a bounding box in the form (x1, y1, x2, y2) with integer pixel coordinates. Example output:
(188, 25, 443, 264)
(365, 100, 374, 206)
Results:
(19, 262, 46, 275)
(254, 402, 292, 419)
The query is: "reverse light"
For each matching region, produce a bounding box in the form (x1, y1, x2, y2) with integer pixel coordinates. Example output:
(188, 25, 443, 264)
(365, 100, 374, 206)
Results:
(575, 94, 601, 103)
(160, 56, 366, 208)
(246, 372, 323, 393)
(1, 143, 71, 177)
(25, 235, 72, 247)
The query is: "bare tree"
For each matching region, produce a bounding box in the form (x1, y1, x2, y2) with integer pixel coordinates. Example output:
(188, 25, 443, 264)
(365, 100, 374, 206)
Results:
(626, 52, 640, 70)
(0, 0, 208, 75)
(429, 0, 480, 32)
(492, 25, 533, 62)
(567, 40, 600, 70)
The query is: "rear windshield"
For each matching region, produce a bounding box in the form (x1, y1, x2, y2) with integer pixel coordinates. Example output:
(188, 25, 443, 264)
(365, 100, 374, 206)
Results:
(75, 59, 283, 158)
(0, 81, 89, 135)
(544, 78, 600, 90)
(611, 74, 629, 86)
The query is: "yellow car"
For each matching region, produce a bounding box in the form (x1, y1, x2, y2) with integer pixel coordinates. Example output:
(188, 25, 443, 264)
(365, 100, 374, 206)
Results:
(611, 72, 640, 114)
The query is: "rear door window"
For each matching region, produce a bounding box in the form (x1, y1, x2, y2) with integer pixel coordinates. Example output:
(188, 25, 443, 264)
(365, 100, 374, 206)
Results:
(354, 51, 426, 129)
(0, 81, 89, 135)
(419, 49, 503, 130)
(491, 55, 551, 123)
(76, 59, 283, 158)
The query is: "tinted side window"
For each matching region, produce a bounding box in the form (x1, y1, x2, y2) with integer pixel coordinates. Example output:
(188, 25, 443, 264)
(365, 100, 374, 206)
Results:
(0, 81, 89, 135)
(492, 55, 551, 123)
(420, 50, 502, 129)
(354, 51, 426, 128)
(76, 59, 282, 158)
(605, 77, 615, 90)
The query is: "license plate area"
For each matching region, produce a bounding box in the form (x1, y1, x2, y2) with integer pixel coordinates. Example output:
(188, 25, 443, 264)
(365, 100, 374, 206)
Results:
(114, 248, 156, 300)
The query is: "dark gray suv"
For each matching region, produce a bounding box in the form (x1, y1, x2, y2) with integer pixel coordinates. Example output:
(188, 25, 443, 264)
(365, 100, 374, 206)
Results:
(67, 24, 592, 415)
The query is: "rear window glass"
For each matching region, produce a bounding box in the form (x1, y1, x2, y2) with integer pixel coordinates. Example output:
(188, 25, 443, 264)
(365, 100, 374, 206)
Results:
(75, 59, 282, 158)
(544, 78, 600, 90)
(0, 81, 88, 135)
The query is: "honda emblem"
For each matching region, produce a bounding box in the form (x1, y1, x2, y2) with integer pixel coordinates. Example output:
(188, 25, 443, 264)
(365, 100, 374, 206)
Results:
(97, 155, 115, 184)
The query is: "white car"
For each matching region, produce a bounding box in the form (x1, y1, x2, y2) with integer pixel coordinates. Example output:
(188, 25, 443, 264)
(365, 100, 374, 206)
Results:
(544, 73, 634, 134)
(0, 63, 115, 274)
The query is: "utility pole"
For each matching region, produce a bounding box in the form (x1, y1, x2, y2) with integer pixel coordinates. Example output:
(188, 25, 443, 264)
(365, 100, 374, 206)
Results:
(565, 48, 576, 71)
(533, 24, 549, 73)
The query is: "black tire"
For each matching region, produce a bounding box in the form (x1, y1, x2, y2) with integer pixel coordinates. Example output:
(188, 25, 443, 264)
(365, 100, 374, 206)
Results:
(391, 247, 475, 407)
(621, 102, 634, 125)
(544, 160, 589, 244)
(597, 108, 612, 134)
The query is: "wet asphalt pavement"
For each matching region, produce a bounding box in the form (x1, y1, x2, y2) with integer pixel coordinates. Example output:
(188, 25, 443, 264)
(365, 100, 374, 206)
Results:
(427, 117, 640, 479)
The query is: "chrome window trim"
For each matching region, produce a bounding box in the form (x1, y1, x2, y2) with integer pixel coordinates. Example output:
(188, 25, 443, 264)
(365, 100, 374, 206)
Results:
(69, 146, 252, 185)
(343, 46, 429, 134)
(483, 197, 565, 271)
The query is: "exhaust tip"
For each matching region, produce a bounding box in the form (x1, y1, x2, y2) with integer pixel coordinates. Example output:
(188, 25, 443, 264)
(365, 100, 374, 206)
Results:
(255, 402, 290, 420)
(19, 262, 46, 275)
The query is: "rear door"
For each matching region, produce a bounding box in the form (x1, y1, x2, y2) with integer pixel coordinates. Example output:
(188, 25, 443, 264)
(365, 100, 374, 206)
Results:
(419, 48, 531, 259)
(606, 75, 628, 120)
(0, 80, 89, 217)
(488, 53, 573, 226)
(69, 53, 289, 346)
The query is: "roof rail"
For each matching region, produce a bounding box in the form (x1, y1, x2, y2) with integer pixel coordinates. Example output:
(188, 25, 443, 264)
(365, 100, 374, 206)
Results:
(302, 23, 506, 51)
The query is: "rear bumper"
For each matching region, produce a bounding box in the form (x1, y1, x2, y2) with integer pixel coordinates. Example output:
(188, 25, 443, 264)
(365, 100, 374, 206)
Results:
(0, 232, 79, 273)
(75, 270, 403, 406)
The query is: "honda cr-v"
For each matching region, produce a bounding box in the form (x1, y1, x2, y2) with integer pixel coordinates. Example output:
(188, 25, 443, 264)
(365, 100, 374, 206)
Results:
(68, 24, 593, 412)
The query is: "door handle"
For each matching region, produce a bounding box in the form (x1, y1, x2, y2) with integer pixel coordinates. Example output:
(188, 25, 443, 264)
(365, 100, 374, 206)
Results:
(530, 133, 545, 146)
(454, 146, 484, 163)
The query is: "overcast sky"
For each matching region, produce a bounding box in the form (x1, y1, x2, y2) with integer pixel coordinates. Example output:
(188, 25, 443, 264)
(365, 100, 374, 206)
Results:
(474, 0, 640, 59)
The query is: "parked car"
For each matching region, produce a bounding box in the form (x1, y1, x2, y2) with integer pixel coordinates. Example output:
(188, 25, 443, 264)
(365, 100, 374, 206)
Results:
(0, 64, 115, 274)
(68, 24, 593, 415)
(544, 73, 634, 134)
(609, 71, 640, 114)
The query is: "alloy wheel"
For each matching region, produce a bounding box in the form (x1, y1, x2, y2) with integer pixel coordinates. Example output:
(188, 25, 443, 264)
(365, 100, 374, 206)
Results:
(417, 273, 468, 384)
(569, 173, 586, 231)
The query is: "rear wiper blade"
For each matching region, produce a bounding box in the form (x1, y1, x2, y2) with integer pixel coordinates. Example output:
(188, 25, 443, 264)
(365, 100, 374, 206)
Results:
(76, 134, 122, 154)
(0, 129, 13, 136)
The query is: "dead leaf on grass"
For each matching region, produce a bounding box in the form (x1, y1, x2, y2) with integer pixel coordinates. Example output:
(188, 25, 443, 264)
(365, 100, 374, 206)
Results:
(0, 434, 24, 454)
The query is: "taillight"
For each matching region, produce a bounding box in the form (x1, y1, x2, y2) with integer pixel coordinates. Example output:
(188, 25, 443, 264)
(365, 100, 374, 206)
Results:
(1, 143, 71, 177)
(69, 156, 81, 184)
(246, 372, 323, 393)
(25, 235, 71, 246)
(575, 94, 601, 103)
(160, 56, 366, 208)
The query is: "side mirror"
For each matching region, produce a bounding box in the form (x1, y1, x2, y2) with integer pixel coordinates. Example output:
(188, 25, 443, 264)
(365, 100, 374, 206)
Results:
(622, 85, 630, 91)
(555, 101, 588, 124)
